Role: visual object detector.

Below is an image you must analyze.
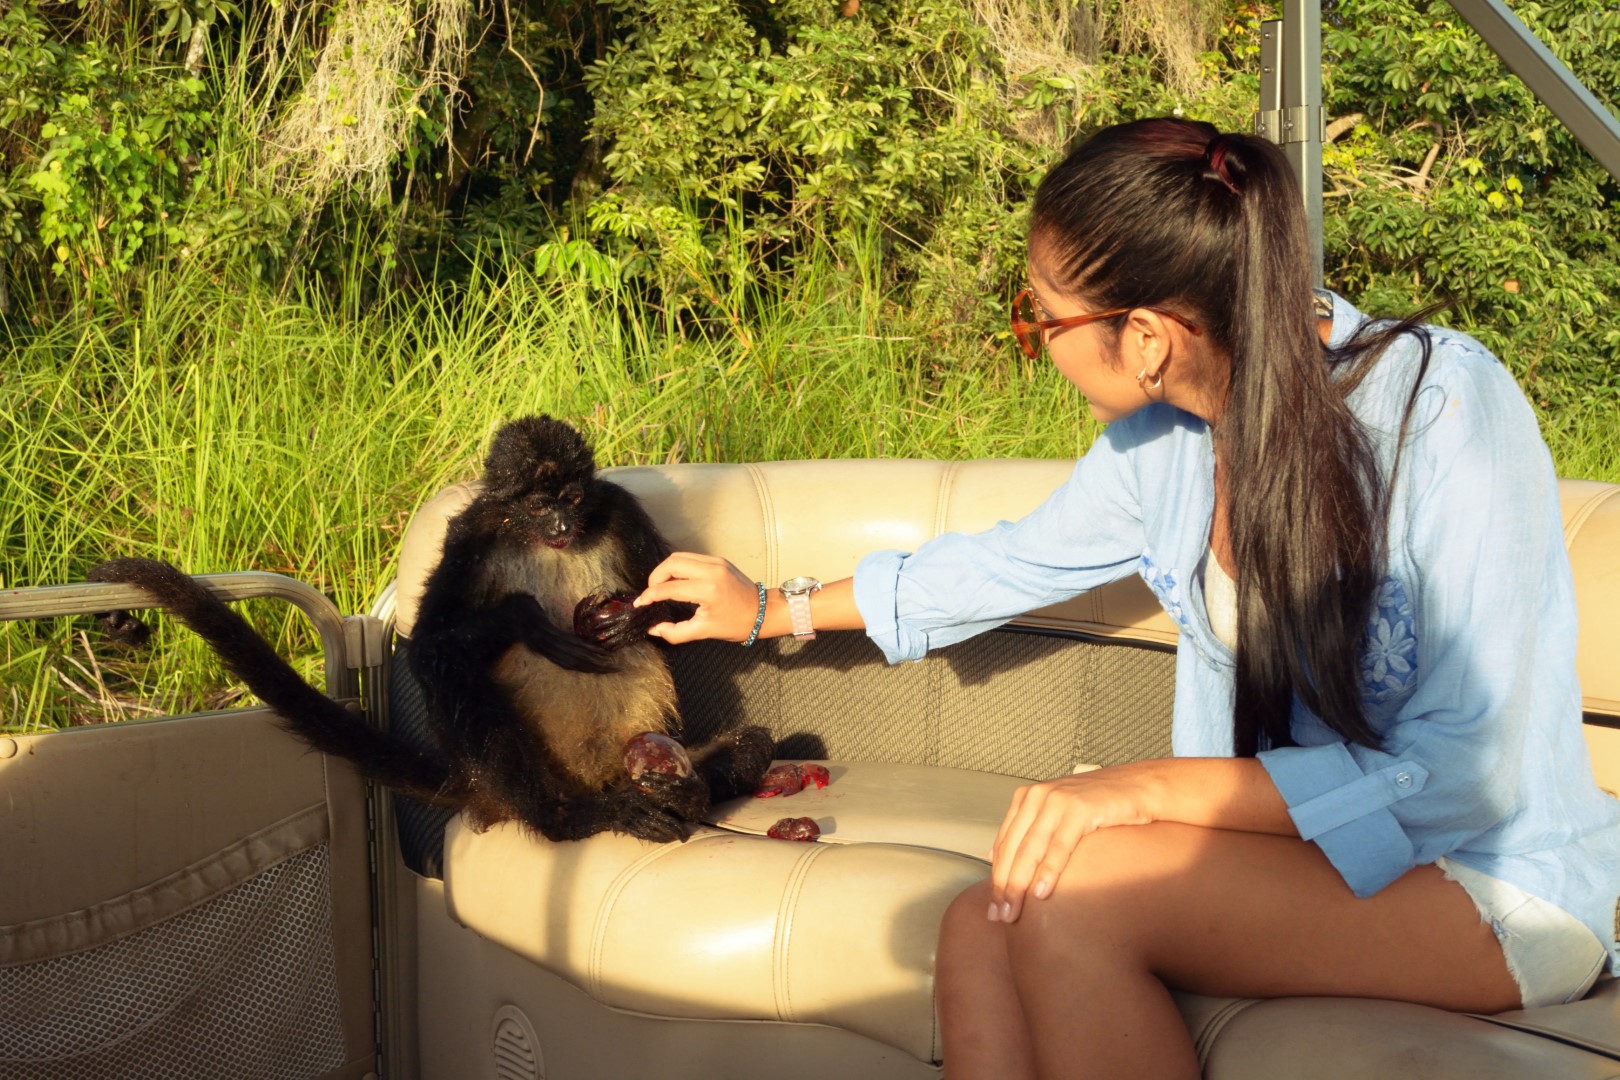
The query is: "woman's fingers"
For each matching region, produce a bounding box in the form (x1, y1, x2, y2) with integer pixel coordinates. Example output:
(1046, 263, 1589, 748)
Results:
(984, 777, 1127, 919)
(640, 552, 728, 596)
(636, 552, 758, 643)
(990, 784, 1048, 920)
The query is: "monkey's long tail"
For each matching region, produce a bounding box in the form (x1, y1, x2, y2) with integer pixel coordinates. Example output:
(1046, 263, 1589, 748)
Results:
(88, 557, 454, 804)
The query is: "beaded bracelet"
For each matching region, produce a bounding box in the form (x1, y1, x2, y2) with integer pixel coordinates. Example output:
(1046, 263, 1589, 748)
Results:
(741, 581, 767, 647)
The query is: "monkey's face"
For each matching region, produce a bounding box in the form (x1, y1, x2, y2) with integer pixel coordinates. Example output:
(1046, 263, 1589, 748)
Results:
(480, 416, 603, 550)
(518, 481, 588, 549)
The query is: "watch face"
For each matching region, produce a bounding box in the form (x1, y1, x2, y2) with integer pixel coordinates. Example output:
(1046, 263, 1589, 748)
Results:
(780, 576, 821, 595)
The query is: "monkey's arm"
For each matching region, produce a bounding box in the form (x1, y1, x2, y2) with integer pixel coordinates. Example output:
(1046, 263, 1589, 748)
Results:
(417, 591, 616, 674)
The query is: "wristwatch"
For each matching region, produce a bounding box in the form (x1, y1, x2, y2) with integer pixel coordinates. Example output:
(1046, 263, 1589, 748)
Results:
(779, 576, 822, 641)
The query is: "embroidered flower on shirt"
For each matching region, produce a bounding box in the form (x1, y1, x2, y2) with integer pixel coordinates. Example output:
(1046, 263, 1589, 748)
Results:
(1362, 577, 1418, 703)
(1139, 551, 1189, 631)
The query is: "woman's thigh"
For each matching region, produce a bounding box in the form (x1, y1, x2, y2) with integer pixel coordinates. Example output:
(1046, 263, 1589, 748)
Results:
(999, 821, 1521, 1014)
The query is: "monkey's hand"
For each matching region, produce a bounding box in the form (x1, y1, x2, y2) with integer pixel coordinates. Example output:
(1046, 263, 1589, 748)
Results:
(497, 594, 616, 673)
(574, 591, 695, 650)
(536, 784, 696, 843)
(94, 608, 153, 648)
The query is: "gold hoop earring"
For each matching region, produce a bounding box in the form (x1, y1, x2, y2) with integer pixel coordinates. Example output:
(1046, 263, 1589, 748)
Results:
(1136, 368, 1163, 391)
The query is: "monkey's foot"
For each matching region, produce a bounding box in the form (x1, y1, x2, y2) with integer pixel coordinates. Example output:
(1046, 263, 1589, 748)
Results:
(691, 725, 776, 800)
(633, 771, 710, 823)
(624, 732, 695, 790)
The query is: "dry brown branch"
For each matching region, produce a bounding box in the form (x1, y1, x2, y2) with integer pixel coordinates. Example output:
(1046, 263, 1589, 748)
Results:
(503, 0, 547, 165)
(1410, 141, 1442, 193)
(1325, 112, 1364, 143)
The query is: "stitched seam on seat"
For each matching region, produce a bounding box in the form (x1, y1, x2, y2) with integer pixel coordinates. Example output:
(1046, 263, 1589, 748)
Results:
(745, 463, 778, 586)
(1194, 998, 1262, 1066)
(590, 839, 704, 999)
(1563, 485, 1620, 548)
(934, 461, 960, 538)
(930, 984, 942, 1064)
(772, 843, 830, 1022)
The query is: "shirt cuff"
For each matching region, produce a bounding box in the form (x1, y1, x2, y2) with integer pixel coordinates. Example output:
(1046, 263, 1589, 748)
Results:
(1258, 743, 1426, 898)
(853, 549, 924, 665)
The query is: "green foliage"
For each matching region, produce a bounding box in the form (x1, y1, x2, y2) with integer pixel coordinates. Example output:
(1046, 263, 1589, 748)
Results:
(1320, 0, 1620, 406)
(6, 0, 1620, 726)
(0, 0, 294, 313)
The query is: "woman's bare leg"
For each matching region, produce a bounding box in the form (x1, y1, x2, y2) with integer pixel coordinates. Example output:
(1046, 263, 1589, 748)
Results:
(937, 887, 1039, 1080)
(937, 821, 1520, 1080)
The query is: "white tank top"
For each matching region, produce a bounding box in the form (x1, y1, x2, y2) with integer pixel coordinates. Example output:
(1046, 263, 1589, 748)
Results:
(1204, 552, 1239, 651)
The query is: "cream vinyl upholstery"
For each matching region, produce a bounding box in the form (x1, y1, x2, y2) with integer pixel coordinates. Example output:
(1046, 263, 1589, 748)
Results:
(395, 459, 1620, 1078)
(0, 712, 380, 1079)
(396, 461, 1620, 713)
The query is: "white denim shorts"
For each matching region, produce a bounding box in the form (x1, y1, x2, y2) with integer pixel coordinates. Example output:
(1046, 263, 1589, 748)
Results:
(1434, 856, 1608, 1009)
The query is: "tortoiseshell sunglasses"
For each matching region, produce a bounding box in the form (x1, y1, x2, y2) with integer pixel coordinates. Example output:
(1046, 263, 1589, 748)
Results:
(1010, 289, 1201, 359)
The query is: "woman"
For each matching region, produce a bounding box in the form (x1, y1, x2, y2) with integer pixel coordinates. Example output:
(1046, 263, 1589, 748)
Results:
(632, 119, 1620, 1079)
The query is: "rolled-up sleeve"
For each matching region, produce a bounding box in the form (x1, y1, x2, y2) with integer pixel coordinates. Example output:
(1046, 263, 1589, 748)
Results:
(855, 419, 1150, 664)
(1258, 355, 1575, 897)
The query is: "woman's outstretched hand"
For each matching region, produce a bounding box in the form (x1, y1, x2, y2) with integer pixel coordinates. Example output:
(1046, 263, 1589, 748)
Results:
(989, 764, 1160, 924)
(635, 552, 762, 645)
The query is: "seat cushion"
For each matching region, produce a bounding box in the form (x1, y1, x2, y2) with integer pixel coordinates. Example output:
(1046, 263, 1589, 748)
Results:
(442, 817, 982, 1063)
(441, 761, 1620, 1074)
(705, 761, 1024, 857)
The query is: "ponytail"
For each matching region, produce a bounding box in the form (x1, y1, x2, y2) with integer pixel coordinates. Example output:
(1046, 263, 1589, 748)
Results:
(1032, 119, 1432, 755)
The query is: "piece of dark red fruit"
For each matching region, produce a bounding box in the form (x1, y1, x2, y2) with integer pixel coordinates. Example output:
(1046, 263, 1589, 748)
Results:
(624, 732, 694, 790)
(766, 816, 820, 842)
(574, 592, 637, 640)
(799, 763, 830, 789)
(754, 763, 805, 797)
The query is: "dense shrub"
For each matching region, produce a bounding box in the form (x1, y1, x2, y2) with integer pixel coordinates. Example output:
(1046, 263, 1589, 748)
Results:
(0, 0, 1616, 400)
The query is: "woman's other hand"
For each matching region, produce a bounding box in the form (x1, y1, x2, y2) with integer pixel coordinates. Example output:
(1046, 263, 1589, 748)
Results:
(989, 763, 1162, 924)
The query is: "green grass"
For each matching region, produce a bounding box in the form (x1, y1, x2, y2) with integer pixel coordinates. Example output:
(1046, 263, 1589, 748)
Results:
(0, 251, 1099, 729)
(3, 249, 1617, 731)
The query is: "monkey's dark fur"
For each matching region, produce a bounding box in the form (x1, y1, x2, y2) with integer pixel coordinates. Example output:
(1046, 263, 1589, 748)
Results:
(90, 416, 775, 843)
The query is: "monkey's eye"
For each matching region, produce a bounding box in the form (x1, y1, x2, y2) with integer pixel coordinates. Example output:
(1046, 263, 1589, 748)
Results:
(560, 485, 584, 506)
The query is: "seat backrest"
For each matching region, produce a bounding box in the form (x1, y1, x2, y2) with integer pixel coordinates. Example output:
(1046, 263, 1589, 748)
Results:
(393, 460, 1620, 719)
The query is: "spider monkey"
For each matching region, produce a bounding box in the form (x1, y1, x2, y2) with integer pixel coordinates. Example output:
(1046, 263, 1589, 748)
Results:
(89, 415, 775, 843)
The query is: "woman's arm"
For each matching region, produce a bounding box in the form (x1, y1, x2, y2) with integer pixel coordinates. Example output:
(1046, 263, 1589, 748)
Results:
(633, 553, 865, 645)
(988, 757, 1298, 923)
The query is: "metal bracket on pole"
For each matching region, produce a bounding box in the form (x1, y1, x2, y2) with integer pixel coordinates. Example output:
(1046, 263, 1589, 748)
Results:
(1253, 2, 1325, 285)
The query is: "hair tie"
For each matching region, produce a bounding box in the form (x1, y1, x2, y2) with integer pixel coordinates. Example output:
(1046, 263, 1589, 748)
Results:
(1203, 135, 1242, 196)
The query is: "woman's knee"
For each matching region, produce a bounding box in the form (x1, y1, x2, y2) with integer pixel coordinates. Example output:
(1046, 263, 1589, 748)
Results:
(939, 879, 996, 956)
(1006, 823, 1202, 958)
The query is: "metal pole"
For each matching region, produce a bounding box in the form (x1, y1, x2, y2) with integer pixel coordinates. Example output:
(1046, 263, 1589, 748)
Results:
(1253, 3, 1325, 286)
(1447, 0, 1620, 182)
(1281, 0, 1324, 285)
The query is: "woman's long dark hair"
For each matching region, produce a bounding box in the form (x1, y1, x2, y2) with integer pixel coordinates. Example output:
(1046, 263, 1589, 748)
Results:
(1032, 118, 1432, 756)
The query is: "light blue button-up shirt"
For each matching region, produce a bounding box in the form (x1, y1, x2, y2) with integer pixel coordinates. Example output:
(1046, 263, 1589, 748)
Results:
(854, 292, 1620, 972)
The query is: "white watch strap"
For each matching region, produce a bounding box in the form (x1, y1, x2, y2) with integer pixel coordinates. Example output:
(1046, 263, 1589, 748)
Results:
(785, 591, 816, 640)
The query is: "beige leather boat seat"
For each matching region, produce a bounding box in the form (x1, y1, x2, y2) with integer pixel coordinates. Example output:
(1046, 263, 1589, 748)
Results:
(394, 460, 1620, 1078)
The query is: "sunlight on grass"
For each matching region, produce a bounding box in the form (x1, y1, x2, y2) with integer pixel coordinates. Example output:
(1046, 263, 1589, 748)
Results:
(3, 248, 1614, 730)
(0, 251, 1100, 728)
